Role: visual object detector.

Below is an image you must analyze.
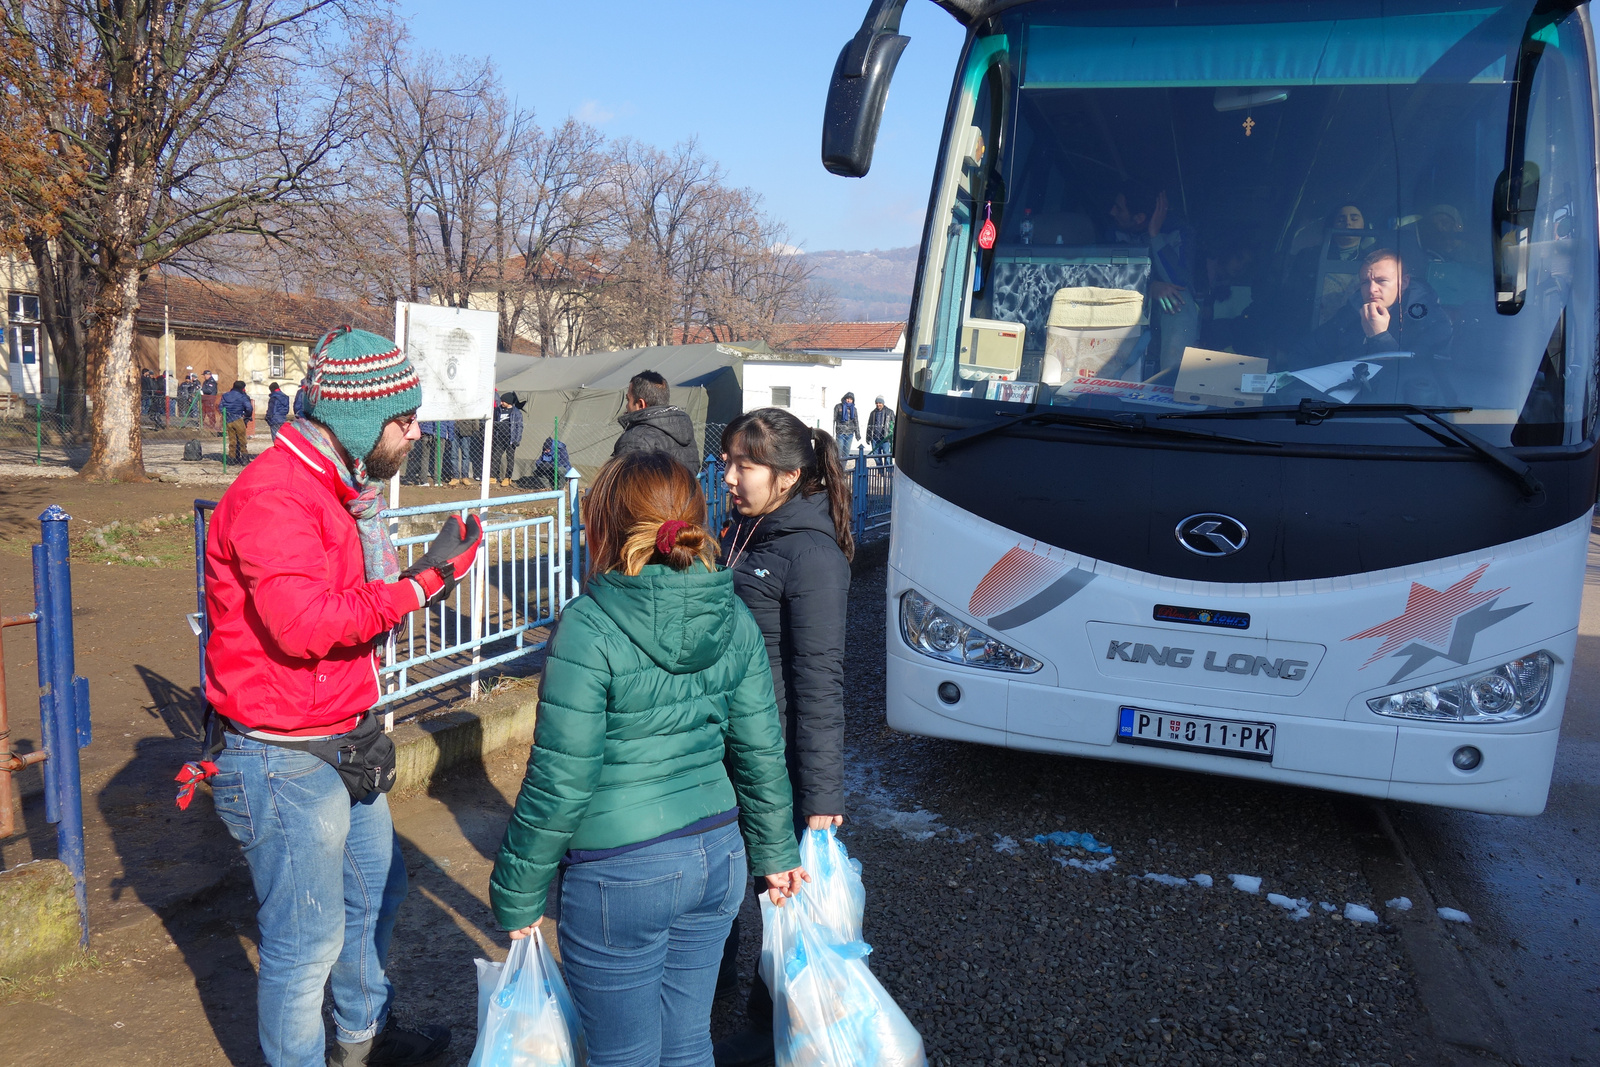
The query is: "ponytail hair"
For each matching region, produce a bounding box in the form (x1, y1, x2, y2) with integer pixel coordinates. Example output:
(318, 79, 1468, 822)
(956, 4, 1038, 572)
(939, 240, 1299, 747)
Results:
(586, 451, 720, 578)
(722, 407, 855, 562)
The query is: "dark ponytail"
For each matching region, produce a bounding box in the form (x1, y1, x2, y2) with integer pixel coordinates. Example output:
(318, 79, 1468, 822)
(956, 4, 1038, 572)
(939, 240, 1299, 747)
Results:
(723, 407, 855, 562)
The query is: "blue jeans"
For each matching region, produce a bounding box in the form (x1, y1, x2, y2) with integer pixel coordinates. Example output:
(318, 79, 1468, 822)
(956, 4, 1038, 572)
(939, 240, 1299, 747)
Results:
(556, 821, 748, 1067)
(210, 732, 408, 1067)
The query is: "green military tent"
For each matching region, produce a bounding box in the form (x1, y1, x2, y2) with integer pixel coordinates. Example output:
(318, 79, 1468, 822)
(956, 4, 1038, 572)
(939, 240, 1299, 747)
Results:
(491, 342, 746, 484)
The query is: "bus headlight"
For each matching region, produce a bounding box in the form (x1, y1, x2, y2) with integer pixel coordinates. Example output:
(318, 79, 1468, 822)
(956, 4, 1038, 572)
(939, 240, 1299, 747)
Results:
(1366, 651, 1554, 723)
(900, 590, 1042, 673)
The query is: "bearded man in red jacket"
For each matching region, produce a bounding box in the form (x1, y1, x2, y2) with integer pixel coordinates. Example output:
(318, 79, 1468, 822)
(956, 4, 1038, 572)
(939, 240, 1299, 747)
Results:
(203, 327, 481, 1067)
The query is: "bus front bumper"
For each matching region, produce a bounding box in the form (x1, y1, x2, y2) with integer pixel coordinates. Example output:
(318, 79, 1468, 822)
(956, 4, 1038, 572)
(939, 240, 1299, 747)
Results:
(885, 653, 1560, 816)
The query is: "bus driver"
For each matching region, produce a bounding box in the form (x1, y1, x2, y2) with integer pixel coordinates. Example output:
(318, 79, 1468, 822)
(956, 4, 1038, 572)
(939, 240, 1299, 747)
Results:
(1284, 247, 1451, 371)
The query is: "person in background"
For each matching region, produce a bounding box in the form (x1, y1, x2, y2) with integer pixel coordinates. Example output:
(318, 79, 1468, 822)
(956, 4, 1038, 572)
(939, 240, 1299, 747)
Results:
(712, 407, 853, 1067)
(491, 391, 524, 487)
(865, 395, 893, 463)
(202, 326, 471, 1067)
(832, 391, 860, 459)
(1109, 184, 1199, 376)
(292, 376, 312, 419)
(220, 379, 255, 464)
(201, 369, 220, 431)
(265, 382, 291, 441)
(489, 450, 805, 1067)
(450, 416, 482, 486)
(613, 369, 701, 471)
(418, 420, 453, 485)
(178, 369, 200, 427)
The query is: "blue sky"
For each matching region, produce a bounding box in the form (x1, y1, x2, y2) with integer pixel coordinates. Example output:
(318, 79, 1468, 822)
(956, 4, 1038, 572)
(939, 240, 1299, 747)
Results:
(394, 1, 969, 252)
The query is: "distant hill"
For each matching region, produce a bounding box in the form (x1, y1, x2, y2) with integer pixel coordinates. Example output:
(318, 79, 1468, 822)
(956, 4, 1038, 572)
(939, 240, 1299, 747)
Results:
(803, 246, 917, 322)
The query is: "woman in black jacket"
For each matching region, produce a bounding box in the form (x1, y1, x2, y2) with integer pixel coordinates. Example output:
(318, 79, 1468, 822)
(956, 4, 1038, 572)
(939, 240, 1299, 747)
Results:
(712, 407, 854, 1066)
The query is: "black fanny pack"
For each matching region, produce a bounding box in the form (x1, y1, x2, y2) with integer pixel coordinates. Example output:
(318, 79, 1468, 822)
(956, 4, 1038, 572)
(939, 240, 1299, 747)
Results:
(260, 714, 397, 800)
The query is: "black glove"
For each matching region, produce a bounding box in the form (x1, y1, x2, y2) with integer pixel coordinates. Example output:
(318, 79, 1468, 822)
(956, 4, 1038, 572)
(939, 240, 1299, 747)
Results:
(401, 514, 484, 606)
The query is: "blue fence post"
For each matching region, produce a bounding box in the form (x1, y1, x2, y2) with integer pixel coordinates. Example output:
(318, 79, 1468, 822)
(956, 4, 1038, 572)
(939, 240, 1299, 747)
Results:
(37, 505, 89, 948)
(193, 501, 217, 695)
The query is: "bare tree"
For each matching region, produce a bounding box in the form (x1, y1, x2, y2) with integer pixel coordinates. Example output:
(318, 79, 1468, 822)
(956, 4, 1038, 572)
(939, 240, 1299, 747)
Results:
(1, 0, 360, 480)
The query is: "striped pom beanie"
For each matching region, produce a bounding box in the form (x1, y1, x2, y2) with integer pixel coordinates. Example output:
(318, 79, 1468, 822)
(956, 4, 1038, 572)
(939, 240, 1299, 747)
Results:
(302, 326, 422, 464)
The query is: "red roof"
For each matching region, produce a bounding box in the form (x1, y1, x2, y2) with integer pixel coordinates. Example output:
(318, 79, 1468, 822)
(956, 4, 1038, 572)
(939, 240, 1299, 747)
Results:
(767, 321, 905, 352)
(135, 274, 391, 343)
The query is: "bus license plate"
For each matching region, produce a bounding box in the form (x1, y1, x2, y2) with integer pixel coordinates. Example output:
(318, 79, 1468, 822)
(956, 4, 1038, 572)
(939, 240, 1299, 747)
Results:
(1117, 707, 1275, 761)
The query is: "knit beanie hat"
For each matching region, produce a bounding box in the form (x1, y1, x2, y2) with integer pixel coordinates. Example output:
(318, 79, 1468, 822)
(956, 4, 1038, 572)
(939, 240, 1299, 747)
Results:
(302, 326, 422, 463)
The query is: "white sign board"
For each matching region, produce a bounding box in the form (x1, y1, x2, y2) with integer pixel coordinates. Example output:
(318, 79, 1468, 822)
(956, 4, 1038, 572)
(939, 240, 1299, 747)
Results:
(399, 303, 497, 421)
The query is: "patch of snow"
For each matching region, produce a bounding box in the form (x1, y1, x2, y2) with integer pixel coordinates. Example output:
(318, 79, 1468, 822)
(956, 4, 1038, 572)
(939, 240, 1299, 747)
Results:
(950, 829, 975, 844)
(1192, 874, 1214, 888)
(1032, 831, 1114, 854)
(1228, 874, 1262, 894)
(1267, 893, 1312, 920)
(1344, 903, 1380, 924)
(859, 807, 946, 842)
(992, 834, 1019, 854)
(1320, 902, 1338, 913)
(1142, 873, 1190, 886)
(1437, 907, 1471, 923)
(1386, 897, 1413, 912)
(1057, 856, 1117, 873)
(845, 752, 950, 841)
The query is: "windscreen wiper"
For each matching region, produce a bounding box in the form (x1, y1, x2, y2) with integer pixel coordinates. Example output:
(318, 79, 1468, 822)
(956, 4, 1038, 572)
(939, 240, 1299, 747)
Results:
(930, 409, 1276, 458)
(1160, 400, 1544, 500)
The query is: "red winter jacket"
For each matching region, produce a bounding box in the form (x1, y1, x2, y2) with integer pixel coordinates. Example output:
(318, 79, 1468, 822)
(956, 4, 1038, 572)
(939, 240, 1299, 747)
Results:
(204, 424, 422, 736)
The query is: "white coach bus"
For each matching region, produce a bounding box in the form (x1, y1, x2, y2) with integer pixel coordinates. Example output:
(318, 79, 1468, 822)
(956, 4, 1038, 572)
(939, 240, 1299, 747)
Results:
(822, 0, 1600, 814)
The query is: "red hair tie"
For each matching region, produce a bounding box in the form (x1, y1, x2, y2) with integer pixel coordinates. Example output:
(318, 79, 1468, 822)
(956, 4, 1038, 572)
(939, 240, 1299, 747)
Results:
(656, 520, 689, 556)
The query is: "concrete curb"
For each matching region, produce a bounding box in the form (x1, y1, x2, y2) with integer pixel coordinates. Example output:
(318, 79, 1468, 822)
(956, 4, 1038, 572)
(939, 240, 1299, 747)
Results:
(1355, 802, 1517, 1065)
(390, 689, 541, 797)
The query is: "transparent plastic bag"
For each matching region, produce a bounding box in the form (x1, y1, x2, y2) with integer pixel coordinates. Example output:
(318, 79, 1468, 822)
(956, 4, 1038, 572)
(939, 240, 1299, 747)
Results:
(760, 895, 926, 1067)
(468, 931, 588, 1067)
(795, 827, 865, 945)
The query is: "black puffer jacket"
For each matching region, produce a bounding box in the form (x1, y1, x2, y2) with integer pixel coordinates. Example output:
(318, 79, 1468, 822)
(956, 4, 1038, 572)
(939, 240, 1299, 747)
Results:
(613, 404, 701, 471)
(719, 492, 851, 817)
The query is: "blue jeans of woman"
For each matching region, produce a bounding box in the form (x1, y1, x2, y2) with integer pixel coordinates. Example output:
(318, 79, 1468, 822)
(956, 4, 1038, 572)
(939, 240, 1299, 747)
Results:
(210, 732, 408, 1067)
(556, 821, 748, 1067)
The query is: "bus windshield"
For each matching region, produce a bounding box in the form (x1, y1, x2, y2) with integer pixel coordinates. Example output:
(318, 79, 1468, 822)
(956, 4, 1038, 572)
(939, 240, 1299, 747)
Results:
(909, 1, 1598, 447)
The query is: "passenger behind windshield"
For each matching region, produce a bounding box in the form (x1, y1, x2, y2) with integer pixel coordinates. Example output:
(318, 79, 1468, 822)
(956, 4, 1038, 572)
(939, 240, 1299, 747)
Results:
(1272, 203, 1376, 343)
(1283, 248, 1451, 371)
(1108, 184, 1198, 376)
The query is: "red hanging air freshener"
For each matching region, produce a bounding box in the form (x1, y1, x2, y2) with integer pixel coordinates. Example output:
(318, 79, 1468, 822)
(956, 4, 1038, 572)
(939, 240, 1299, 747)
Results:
(977, 201, 996, 250)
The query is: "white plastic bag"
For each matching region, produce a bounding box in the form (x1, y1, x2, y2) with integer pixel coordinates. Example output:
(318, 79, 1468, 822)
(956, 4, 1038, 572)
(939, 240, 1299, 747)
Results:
(760, 895, 926, 1067)
(468, 931, 588, 1067)
(795, 827, 865, 945)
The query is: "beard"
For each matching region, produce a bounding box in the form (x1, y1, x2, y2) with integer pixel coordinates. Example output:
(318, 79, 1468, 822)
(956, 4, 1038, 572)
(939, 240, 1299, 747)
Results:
(363, 436, 412, 483)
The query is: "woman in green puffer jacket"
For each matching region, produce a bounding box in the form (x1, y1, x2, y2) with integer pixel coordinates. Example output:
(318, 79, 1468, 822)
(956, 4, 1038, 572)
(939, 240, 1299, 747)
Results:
(489, 450, 807, 1067)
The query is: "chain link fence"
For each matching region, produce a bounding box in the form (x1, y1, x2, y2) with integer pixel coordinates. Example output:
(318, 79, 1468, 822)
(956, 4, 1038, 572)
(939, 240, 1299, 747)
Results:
(0, 392, 286, 470)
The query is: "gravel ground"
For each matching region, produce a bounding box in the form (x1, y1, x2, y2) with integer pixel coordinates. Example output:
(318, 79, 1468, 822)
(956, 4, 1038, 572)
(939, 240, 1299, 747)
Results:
(715, 562, 1432, 1067)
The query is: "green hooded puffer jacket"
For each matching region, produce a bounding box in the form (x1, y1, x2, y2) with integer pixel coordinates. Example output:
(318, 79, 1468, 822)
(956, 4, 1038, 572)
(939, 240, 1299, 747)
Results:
(489, 563, 800, 930)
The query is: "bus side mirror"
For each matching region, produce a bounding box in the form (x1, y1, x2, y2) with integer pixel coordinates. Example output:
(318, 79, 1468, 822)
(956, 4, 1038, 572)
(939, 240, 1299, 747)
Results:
(1493, 161, 1540, 315)
(822, 0, 912, 178)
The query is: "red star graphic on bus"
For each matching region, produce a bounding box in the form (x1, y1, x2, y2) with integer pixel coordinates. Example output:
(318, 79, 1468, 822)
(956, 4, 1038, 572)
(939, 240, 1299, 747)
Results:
(1344, 563, 1513, 671)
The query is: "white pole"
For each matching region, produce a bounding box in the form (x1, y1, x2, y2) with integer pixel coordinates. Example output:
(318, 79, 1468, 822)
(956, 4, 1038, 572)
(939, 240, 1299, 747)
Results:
(389, 303, 409, 515)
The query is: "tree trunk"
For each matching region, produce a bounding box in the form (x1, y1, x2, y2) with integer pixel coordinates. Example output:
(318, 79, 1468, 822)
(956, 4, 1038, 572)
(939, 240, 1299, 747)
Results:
(79, 260, 145, 482)
(26, 236, 93, 431)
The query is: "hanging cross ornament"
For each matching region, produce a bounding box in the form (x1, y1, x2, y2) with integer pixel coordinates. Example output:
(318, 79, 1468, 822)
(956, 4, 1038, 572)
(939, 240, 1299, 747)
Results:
(1242, 115, 1256, 136)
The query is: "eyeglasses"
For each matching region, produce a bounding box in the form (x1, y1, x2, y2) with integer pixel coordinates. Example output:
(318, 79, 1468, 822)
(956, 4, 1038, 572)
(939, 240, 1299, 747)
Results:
(391, 412, 420, 432)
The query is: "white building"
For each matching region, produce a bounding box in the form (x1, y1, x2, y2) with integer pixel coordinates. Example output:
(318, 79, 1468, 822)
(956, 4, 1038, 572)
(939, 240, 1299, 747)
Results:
(739, 322, 905, 438)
